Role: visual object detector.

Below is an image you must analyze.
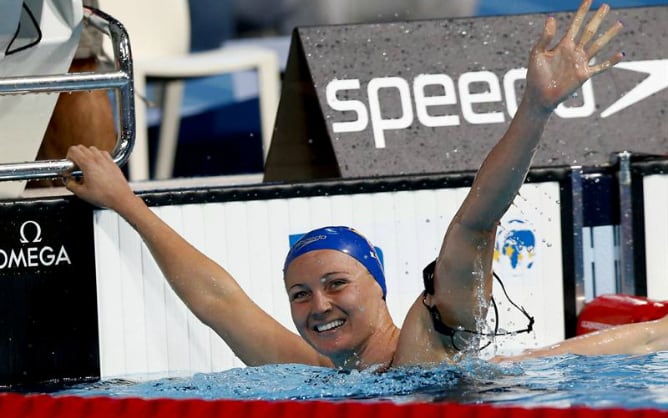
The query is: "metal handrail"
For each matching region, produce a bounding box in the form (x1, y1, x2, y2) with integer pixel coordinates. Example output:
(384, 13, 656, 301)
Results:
(0, 6, 135, 182)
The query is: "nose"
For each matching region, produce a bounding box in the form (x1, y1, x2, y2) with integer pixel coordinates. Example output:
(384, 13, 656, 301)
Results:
(310, 290, 333, 316)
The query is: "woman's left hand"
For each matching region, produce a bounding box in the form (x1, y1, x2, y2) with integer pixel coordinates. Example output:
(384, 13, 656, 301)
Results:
(526, 0, 624, 112)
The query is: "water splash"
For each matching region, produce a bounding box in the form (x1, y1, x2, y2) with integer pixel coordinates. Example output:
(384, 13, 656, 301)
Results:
(53, 353, 668, 409)
(56, 363, 472, 401)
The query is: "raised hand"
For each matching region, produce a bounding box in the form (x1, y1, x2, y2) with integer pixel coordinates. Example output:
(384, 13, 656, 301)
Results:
(64, 145, 136, 211)
(526, 0, 624, 111)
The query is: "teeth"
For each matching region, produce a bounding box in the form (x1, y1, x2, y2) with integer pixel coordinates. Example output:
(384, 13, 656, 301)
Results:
(316, 320, 344, 332)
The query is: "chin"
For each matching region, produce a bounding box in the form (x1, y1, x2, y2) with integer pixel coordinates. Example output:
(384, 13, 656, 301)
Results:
(309, 336, 353, 359)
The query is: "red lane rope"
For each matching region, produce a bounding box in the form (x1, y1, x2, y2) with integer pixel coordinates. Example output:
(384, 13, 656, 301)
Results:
(577, 294, 668, 335)
(1, 393, 667, 418)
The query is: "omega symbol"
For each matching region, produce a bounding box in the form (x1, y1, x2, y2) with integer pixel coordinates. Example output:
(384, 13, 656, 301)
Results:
(19, 220, 42, 244)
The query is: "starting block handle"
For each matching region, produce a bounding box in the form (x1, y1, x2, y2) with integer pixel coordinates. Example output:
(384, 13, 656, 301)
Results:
(0, 6, 135, 182)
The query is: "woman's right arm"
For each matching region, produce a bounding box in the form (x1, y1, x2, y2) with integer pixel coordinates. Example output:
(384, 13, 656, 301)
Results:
(65, 145, 331, 367)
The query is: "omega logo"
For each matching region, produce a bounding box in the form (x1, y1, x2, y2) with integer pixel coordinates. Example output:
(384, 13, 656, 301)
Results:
(0, 220, 71, 270)
(19, 220, 42, 244)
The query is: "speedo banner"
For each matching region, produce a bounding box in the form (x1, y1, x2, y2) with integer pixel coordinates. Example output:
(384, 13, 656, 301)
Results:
(264, 6, 668, 181)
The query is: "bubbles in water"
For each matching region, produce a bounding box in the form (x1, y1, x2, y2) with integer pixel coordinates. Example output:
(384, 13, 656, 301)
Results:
(52, 354, 668, 409)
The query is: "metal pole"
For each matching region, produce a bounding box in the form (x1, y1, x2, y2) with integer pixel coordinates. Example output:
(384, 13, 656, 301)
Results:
(0, 7, 135, 182)
(571, 165, 586, 315)
(616, 151, 636, 294)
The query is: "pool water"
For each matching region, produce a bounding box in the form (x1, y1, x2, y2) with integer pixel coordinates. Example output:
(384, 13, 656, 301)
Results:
(56, 352, 668, 409)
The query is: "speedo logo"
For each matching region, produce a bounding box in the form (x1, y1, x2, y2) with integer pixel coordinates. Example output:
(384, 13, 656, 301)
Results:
(326, 59, 668, 148)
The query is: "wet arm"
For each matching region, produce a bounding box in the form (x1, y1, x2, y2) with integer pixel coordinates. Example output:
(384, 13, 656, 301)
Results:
(433, 100, 550, 330)
(65, 145, 329, 367)
(432, 0, 624, 331)
(113, 195, 327, 366)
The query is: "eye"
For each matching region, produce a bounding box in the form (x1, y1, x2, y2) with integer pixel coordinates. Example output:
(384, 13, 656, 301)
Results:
(290, 289, 310, 302)
(327, 278, 348, 291)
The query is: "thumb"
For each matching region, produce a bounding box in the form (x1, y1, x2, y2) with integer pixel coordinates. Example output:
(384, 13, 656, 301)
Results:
(63, 175, 83, 194)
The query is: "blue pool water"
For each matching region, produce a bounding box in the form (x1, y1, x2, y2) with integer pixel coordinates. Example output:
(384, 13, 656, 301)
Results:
(56, 352, 668, 409)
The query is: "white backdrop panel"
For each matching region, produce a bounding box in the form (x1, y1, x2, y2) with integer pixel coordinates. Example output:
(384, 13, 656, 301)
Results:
(94, 182, 563, 378)
(644, 174, 668, 299)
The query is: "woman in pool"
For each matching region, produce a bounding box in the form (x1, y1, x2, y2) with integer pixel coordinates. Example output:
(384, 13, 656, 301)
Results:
(64, 0, 624, 370)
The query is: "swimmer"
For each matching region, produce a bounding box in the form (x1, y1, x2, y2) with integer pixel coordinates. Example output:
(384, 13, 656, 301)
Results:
(64, 0, 624, 370)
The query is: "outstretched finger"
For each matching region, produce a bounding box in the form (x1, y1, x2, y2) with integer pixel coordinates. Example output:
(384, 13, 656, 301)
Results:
(577, 3, 609, 49)
(589, 51, 624, 75)
(587, 20, 624, 58)
(533, 16, 557, 53)
(565, 0, 593, 42)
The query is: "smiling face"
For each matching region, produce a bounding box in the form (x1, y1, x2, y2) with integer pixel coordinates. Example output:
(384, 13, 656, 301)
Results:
(284, 249, 390, 365)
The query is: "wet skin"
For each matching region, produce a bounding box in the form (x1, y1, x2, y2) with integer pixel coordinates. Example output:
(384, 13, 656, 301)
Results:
(63, 0, 630, 369)
(284, 250, 398, 368)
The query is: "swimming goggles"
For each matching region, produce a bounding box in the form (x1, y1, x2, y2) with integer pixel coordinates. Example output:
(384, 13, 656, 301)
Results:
(422, 260, 535, 351)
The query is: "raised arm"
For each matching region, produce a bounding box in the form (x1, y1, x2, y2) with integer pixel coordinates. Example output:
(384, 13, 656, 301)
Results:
(65, 145, 330, 367)
(431, 0, 623, 336)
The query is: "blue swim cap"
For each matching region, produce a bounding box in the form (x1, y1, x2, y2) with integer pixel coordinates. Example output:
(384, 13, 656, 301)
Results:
(284, 226, 387, 299)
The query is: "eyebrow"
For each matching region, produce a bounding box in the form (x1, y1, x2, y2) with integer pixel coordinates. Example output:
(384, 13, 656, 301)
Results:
(287, 271, 350, 291)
